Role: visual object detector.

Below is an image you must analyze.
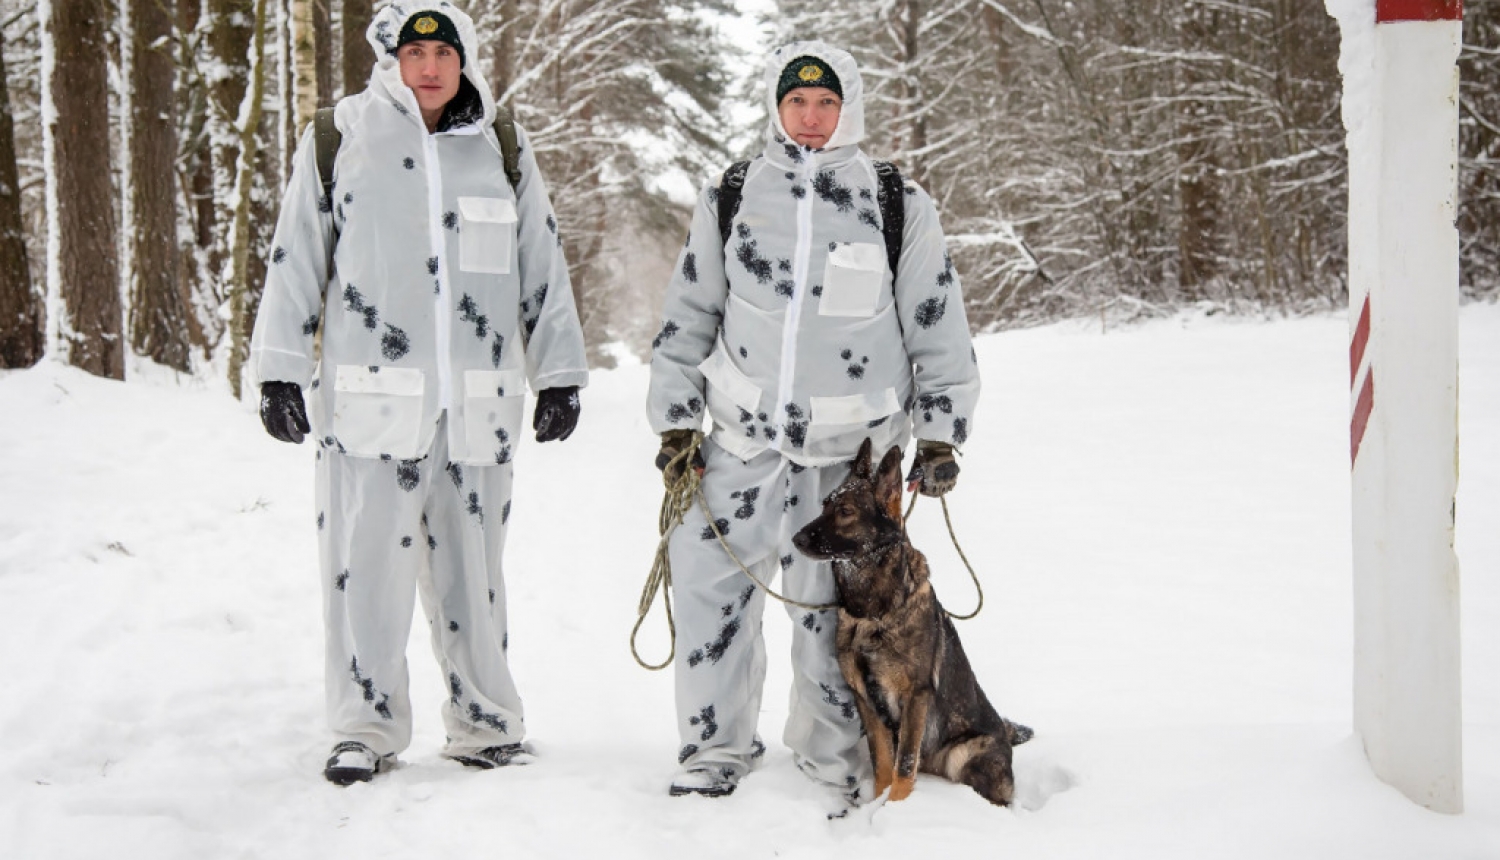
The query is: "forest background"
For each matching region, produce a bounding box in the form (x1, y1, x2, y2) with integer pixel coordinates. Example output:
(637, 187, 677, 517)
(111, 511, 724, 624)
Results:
(1, 0, 1498, 389)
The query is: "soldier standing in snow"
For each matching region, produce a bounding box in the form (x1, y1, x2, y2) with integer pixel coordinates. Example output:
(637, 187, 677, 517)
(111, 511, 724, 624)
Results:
(647, 42, 979, 801)
(251, 3, 589, 786)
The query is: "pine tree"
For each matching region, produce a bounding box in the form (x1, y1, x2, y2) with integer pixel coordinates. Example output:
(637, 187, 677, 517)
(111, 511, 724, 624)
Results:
(0, 20, 41, 368)
(477, 0, 734, 364)
(342, 0, 373, 96)
(127, 0, 191, 371)
(45, 0, 123, 378)
(226, 0, 273, 396)
(176, 0, 217, 350)
(1459, 0, 1500, 296)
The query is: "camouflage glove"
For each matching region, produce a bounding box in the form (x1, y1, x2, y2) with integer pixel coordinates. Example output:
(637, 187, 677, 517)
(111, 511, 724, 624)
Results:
(259, 381, 310, 444)
(655, 429, 705, 484)
(533, 386, 581, 442)
(905, 439, 959, 497)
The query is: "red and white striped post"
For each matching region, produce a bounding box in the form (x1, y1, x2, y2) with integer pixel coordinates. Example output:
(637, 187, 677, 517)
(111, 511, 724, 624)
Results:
(1348, 0, 1463, 814)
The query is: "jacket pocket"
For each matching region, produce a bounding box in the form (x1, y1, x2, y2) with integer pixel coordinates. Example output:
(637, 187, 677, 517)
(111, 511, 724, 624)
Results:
(819, 242, 885, 317)
(805, 387, 902, 460)
(697, 340, 763, 414)
(331, 365, 425, 458)
(461, 369, 527, 465)
(458, 196, 517, 275)
(697, 340, 765, 460)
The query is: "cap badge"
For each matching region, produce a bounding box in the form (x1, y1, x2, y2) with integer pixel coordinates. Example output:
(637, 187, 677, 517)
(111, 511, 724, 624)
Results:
(414, 15, 439, 35)
(798, 64, 823, 82)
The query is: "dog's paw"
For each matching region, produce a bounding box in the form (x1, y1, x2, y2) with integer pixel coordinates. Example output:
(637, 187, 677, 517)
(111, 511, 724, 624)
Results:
(889, 775, 916, 802)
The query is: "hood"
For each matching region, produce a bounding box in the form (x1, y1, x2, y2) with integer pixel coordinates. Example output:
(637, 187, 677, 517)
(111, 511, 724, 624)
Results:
(763, 40, 865, 152)
(366, 2, 496, 128)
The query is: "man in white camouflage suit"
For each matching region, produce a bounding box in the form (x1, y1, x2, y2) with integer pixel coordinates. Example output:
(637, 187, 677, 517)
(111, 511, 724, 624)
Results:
(251, 2, 588, 785)
(647, 41, 980, 802)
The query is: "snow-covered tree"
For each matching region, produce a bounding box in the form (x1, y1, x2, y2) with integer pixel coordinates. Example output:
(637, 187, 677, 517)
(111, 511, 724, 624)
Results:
(290, 0, 320, 134)
(1459, 0, 1500, 297)
(474, 0, 736, 364)
(126, 0, 191, 371)
(225, 0, 272, 396)
(0, 13, 40, 368)
(44, 0, 124, 378)
(342, 0, 373, 96)
(769, 0, 1347, 327)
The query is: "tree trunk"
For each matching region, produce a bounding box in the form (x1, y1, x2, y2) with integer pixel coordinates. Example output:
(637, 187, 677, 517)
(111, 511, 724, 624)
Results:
(174, 0, 213, 353)
(1174, 2, 1222, 299)
(489, 0, 518, 105)
(314, 0, 333, 106)
(342, 0, 373, 97)
(47, 0, 123, 378)
(280, 0, 296, 181)
(0, 25, 42, 369)
(896, 0, 929, 185)
(227, 0, 272, 397)
(292, 0, 319, 134)
(209, 0, 254, 294)
(128, 0, 191, 371)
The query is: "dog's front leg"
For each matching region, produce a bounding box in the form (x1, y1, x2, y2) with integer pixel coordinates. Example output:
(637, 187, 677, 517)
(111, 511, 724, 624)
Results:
(890, 687, 933, 801)
(838, 650, 896, 797)
(857, 698, 896, 798)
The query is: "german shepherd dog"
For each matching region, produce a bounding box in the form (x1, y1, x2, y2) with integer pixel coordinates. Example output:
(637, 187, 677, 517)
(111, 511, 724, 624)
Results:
(792, 439, 1032, 806)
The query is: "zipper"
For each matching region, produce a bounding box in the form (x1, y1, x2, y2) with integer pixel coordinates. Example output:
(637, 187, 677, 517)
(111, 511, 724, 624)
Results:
(774, 150, 817, 453)
(422, 133, 454, 413)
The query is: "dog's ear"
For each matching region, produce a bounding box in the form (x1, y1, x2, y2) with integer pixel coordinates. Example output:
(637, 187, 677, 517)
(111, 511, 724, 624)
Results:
(876, 445, 904, 521)
(851, 437, 875, 481)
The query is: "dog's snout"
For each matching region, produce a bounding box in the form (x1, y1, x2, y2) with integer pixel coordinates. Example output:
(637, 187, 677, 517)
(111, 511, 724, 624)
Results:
(792, 529, 813, 552)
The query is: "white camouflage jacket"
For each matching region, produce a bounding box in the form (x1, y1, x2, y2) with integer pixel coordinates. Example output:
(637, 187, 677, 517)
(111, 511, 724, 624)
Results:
(251, 2, 588, 466)
(647, 41, 980, 468)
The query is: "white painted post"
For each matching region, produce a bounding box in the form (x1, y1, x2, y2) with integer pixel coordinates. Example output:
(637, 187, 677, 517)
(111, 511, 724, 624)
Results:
(1344, 0, 1464, 814)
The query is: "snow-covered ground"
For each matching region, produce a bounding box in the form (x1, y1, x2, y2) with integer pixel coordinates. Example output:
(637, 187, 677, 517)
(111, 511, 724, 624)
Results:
(3, 305, 1499, 858)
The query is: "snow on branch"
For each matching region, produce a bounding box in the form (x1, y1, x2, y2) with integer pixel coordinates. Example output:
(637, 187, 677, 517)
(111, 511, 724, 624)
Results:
(978, 0, 1062, 46)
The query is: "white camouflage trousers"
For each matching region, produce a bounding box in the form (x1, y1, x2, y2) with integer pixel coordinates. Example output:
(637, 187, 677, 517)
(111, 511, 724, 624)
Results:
(669, 439, 871, 788)
(315, 415, 523, 758)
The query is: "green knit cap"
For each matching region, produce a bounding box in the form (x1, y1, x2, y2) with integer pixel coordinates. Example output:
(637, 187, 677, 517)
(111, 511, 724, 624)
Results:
(397, 10, 466, 68)
(776, 55, 843, 103)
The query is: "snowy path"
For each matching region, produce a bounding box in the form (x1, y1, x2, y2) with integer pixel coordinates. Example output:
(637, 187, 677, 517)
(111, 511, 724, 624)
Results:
(2, 306, 1498, 858)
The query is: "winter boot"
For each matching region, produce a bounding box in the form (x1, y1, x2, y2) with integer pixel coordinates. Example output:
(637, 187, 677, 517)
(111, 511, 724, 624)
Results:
(668, 766, 740, 798)
(446, 743, 532, 769)
(323, 741, 394, 786)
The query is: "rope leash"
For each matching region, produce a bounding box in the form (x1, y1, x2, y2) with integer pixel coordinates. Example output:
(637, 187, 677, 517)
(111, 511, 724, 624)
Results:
(632, 436, 985, 670)
(903, 492, 985, 621)
(631, 435, 837, 671)
(695, 489, 838, 614)
(630, 441, 699, 671)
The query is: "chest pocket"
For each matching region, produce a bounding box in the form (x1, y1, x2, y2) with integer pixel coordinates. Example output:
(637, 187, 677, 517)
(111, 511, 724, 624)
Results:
(458, 197, 517, 275)
(819, 242, 885, 317)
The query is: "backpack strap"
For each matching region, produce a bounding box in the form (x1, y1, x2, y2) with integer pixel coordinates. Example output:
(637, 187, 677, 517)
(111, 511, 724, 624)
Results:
(873, 160, 906, 279)
(313, 106, 340, 203)
(716, 160, 751, 248)
(494, 105, 522, 191)
(314, 104, 520, 202)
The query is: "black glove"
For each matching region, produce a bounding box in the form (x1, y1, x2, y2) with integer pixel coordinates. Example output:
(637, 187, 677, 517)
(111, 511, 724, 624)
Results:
(655, 429, 705, 484)
(905, 439, 959, 497)
(260, 381, 310, 444)
(533, 385, 581, 442)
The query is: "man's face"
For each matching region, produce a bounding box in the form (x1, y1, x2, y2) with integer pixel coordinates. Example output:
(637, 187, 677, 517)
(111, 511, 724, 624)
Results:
(399, 39, 462, 119)
(778, 86, 842, 149)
